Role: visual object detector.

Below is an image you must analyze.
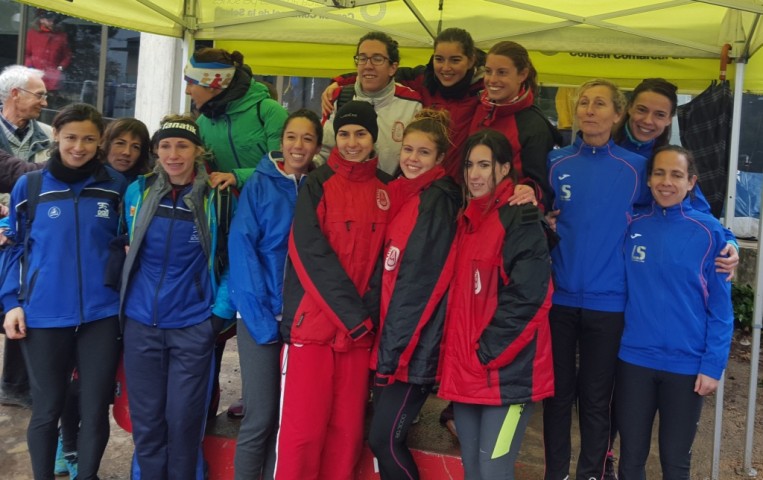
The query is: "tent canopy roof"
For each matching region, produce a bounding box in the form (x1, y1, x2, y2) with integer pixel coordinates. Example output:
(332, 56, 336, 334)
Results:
(18, 0, 763, 90)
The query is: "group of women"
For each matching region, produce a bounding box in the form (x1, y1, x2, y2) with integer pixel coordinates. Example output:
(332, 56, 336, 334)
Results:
(0, 27, 735, 480)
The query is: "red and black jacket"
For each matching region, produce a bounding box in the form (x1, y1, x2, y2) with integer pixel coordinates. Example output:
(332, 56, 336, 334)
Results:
(371, 166, 462, 386)
(281, 149, 392, 351)
(438, 179, 554, 406)
(469, 89, 559, 212)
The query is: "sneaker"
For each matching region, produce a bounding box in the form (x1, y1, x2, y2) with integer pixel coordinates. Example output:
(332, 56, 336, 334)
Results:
(0, 388, 32, 408)
(54, 436, 67, 476)
(604, 452, 618, 480)
(64, 453, 78, 480)
(226, 398, 245, 418)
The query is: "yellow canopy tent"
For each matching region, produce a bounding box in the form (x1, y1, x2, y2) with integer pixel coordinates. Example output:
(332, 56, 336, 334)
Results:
(12, 0, 763, 92)
(13, 2, 763, 479)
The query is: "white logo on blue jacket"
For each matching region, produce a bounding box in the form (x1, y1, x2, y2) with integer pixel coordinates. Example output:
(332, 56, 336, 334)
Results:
(189, 225, 199, 243)
(631, 245, 647, 262)
(96, 202, 110, 219)
(47, 206, 61, 219)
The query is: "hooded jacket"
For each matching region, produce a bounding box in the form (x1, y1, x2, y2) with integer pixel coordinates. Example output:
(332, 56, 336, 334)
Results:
(469, 89, 558, 211)
(281, 148, 391, 351)
(438, 179, 554, 406)
(0, 161, 125, 327)
(228, 152, 308, 344)
(120, 164, 235, 330)
(621, 199, 733, 380)
(196, 70, 288, 186)
(372, 166, 461, 386)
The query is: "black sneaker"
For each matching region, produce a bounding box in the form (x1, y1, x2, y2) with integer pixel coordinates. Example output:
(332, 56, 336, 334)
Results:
(604, 453, 618, 480)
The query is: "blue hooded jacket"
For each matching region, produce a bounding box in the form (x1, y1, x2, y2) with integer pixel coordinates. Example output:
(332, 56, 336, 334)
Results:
(228, 152, 306, 344)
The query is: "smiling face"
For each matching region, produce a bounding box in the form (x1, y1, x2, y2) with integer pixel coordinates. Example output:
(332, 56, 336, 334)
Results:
(483, 53, 528, 104)
(156, 137, 200, 184)
(627, 90, 674, 143)
(282, 117, 320, 175)
(356, 40, 398, 93)
(649, 149, 696, 208)
(106, 132, 142, 173)
(54, 120, 101, 169)
(433, 41, 474, 88)
(465, 144, 510, 198)
(336, 124, 374, 163)
(399, 130, 443, 179)
(576, 85, 622, 146)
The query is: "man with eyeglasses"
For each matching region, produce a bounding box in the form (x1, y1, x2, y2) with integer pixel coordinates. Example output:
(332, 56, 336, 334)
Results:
(0, 64, 51, 410)
(0, 65, 53, 165)
(318, 31, 422, 175)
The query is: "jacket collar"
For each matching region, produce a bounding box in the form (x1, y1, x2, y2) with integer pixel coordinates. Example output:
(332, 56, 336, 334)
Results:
(463, 178, 515, 231)
(327, 148, 379, 181)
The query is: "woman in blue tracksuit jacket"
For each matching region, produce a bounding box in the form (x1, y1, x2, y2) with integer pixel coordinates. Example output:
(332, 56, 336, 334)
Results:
(544, 79, 651, 480)
(119, 115, 235, 480)
(617, 145, 733, 479)
(227, 109, 322, 480)
(2, 103, 126, 480)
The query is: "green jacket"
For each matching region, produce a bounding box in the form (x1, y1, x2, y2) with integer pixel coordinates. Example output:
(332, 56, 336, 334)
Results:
(197, 80, 288, 186)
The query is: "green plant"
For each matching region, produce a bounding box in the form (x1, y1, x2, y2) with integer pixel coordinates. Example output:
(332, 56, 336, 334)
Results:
(732, 282, 755, 331)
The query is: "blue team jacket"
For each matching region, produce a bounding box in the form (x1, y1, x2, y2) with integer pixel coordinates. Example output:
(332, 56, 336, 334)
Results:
(0, 165, 126, 327)
(620, 200, 733, 379)
(548, 136, 650, 312)
(120, 167, 235, 329)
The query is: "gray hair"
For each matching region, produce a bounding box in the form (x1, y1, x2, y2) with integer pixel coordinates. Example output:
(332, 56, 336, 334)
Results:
(0, 65, 44, 103)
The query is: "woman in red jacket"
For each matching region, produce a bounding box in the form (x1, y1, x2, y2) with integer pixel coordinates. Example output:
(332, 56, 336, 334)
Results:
(276, 100, 390, 480)
(438, 128, 554, 480)
(469, 41, 558, 211)
(367, 109, 461, 480)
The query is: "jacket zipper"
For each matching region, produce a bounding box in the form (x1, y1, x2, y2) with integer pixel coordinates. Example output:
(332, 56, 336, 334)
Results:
(74, 195, 84, 329)
(225, 114, 242, 169)
(152, 200, 177, 326)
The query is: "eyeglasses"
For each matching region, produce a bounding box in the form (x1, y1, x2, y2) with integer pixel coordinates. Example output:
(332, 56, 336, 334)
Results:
(353, 54, 390, 66)
(17, 88, 48, 102)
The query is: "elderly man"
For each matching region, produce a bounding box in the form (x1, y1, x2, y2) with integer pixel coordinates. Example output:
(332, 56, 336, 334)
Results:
(0, 65, 52, 163)
(0, 65, 51, 409)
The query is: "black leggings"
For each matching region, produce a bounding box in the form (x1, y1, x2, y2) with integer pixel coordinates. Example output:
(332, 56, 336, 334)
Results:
(615, 360, 704, 480)
(368, 382, 432, 480)
(22, 317, 120, 480)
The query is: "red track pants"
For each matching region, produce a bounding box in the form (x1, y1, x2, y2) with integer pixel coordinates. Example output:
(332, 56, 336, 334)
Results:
(275, 343, 371, 480)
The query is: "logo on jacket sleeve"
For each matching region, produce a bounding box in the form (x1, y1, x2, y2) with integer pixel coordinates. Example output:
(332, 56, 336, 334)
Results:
(96, 202, 111, 219)
(392, 121, 405, 142)
(384, 246, 400, 271)
(47, 206, 61, 219)
(190, 225, 200, 243)
(377, 189, 390, 211)
(474, 268, 482, 294)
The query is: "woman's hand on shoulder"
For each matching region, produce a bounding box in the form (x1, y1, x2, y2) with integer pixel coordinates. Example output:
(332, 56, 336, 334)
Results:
(321, 82, 340, 117)
(209, 172, 237, 190)
(508, 184, 537, 206)
(3, 307, 26, 339)
(715, 242, 739, 281)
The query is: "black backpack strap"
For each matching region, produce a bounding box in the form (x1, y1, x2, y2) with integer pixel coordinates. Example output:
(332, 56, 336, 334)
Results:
(18, 170, 43, 303)
(336, 86, 355, 112)
(214, 187, 233, 279)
